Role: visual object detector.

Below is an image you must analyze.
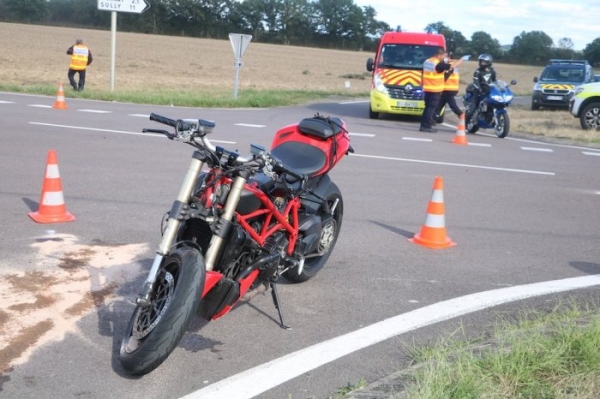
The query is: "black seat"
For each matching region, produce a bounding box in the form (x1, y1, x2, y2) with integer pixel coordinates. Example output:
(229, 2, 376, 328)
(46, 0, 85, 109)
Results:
(270, 141, 326, 176)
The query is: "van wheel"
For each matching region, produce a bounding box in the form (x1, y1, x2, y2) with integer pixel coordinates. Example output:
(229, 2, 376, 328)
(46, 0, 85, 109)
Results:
(369, 106, 379, 119)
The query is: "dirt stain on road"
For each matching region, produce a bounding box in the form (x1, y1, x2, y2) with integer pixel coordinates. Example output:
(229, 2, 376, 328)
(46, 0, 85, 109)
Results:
(0, 233, 148, 377)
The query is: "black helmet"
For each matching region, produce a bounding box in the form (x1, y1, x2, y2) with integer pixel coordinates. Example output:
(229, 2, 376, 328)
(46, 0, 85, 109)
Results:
(478, 53, 492, 68)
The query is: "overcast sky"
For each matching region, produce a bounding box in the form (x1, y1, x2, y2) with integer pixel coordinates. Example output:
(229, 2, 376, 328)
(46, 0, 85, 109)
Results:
(354, 0, 600, 50)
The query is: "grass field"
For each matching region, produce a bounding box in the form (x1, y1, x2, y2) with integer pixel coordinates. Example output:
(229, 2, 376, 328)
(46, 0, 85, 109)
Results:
(0, 22, 597, 144)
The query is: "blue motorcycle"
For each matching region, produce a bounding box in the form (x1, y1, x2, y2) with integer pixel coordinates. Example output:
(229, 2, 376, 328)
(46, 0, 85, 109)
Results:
(462, 80, 517, 138)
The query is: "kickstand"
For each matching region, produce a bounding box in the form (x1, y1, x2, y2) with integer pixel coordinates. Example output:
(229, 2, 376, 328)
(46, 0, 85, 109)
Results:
(270, 282, 291, 330)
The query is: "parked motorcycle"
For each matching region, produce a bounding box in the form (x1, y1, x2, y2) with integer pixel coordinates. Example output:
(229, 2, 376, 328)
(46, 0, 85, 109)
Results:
(118, 113, 353, 375)
(463, 80, 517, 138)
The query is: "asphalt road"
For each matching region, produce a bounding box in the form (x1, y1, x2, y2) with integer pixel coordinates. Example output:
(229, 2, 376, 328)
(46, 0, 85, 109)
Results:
(0, 92, 599, 399)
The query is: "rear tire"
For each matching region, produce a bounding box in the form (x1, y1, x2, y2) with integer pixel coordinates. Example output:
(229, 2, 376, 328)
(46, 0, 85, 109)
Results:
(119, 247, 205, 375)
(284, 183, 343, 283)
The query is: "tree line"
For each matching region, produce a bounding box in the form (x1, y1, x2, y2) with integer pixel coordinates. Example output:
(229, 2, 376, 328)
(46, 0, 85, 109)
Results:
(1, 0, 599, 66)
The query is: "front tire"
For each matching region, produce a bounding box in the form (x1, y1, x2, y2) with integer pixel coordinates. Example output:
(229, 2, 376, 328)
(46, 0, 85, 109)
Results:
(580, 102, 600, 130)
(369, 105, 379, 119)
(119, 247, 205, 375)
(495, 112, 510, 138)
(284, 183, 343, 283)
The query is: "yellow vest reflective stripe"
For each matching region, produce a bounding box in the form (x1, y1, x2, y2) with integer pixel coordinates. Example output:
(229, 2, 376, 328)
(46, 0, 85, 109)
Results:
(422, 57, 444, 93)
(70, 45, 89, 71)
(444, 66, 460, 91)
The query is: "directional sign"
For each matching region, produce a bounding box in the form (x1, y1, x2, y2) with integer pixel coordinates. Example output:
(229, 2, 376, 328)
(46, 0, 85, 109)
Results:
(97, 0, 151, 14)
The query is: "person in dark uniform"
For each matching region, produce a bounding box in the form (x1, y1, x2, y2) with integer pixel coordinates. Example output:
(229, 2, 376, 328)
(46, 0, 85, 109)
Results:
(467, 53, 497, 121)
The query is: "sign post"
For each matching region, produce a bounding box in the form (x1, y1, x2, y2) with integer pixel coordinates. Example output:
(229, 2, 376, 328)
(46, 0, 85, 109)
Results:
(97, 0, 151, 92)
(228, 33, 252, 98)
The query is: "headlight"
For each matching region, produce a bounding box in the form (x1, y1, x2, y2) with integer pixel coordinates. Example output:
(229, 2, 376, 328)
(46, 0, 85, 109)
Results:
(374, 73, 388, 95)
(574, 87, 586, 96)
(504, 94, 513, 102)
(491, 95, 503, 102)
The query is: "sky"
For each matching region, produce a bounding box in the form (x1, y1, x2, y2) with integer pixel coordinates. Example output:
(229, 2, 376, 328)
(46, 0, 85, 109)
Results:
(354, 0, 600, 50)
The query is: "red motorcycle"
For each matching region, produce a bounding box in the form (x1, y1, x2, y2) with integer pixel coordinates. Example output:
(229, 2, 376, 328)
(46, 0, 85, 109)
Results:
(119, 112, 353, 375)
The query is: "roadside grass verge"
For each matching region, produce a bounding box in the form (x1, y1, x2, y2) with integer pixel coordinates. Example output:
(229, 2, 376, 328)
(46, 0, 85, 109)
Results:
(393, 298, 600, 399)
(0, 83, 368, 109)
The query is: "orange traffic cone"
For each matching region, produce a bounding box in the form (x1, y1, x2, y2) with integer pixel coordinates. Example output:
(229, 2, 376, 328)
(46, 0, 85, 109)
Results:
(452, 113, 468, 145)
(53, 83, 68, 109)
(29, 150, 76, 224)
(409, 176, 456, 249)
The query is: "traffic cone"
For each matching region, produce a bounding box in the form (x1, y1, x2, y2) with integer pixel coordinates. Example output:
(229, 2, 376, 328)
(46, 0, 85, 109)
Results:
(408, 176, 456, 249)
(452, 113, 468, 145)
(53, 83, 68, 109)
(29, 150, 76, 224)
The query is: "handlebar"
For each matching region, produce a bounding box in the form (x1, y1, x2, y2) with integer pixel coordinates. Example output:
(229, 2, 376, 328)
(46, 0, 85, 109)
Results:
(146, 112, 310, 182)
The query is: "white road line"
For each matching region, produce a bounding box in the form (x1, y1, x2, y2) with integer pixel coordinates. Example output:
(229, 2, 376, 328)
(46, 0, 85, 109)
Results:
(402, 137, 433, 142)
(350, 133, 375, 137)
(467, 142, 492, 147)
(181, 275, 600, 399)
(583, 151, 600, 156)
(0, 100, 15, 104)
(28, 122, 237, 144)
(234, 123, 266, 128)
(129, 114, 150, 118)
(28, 104, 52, 108)
(339, 100, 369, 104)
(504, 135, 600, 152)
(78, 109, 112, 114)
(350, 153, 555, 175)
(521, 147, 554, 153)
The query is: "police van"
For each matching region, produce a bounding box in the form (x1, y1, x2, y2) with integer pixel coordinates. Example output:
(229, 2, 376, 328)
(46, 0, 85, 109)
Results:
(531, 59, 595, 110)
(366, 27, 446, 120)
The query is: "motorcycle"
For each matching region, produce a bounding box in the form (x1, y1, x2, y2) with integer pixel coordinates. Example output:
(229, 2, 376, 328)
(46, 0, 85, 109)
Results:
(462, 79, 517, 138)
(118, 112, 353, 375)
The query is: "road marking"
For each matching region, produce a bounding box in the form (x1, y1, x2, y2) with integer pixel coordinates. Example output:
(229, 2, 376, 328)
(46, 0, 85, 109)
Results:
(350, 153, 555, 175)
(28, 122, 237, 144)
(504, 135, 600, 152)
(339, 100, 369, 104)
(181, 274, 600, 399)
(234, 123, 266, 128)
(402, 137, 432, 142)
(521, 147, 554, 153)
(129, 114, 150, 118)
(467, 142, 492, 147)
(28, 104, 52, 108)
(0, 100, 15, 104)
(583, 151, 600, 156)
(350, 133, 375, 137)
(78, 109, 112, 114)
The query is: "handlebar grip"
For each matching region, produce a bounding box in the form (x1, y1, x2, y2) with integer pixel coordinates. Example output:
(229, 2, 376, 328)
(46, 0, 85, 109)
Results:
(271, 158, 306, 181)
(149, 113, 177, 127)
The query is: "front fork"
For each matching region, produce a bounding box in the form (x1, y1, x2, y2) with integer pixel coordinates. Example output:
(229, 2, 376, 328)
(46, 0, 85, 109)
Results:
(136, 152, 248, 307)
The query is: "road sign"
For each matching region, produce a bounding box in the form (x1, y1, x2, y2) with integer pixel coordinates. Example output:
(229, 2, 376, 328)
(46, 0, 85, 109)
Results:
(229, 33, 252, 59)
(228, 34, 253, 99)
(97, 0, 150, 14)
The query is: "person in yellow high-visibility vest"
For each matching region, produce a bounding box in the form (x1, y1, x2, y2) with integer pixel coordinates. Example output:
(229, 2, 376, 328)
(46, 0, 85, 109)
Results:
(420, 48, 453, 133)
(66, 39, 93, 91)
(435, 52, 464, 121)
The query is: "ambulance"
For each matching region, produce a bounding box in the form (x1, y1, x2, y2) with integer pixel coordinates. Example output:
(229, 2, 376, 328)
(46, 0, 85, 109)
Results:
(366, 27, 446, 120)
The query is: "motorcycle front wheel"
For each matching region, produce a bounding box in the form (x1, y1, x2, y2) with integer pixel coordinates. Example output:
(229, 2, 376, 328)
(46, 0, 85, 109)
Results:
(495, 112, 510, 138)
(284, 183, 343, 283)
(119, 247, 205, 375)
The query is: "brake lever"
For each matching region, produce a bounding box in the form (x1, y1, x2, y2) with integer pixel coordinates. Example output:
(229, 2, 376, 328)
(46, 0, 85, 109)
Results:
(142, 128, 175, 140)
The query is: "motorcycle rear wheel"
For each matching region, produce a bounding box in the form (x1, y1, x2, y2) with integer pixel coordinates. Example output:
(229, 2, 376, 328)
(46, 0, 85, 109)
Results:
(284, 183, 343, 283)
(119, 247, 205, 375)
(495, 113, 510, 138)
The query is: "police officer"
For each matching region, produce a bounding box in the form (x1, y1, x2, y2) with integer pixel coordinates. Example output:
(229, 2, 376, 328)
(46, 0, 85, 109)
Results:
(435, 52, 464, 120)
(467, 53, 497, 121)
(67, 39, 93, 91)
(420, 48, 453, 133)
